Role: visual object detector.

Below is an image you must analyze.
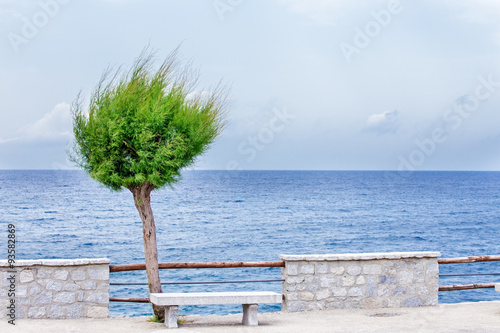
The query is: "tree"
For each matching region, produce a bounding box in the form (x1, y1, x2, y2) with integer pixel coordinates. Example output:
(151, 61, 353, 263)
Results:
(69, 48, 227, 320)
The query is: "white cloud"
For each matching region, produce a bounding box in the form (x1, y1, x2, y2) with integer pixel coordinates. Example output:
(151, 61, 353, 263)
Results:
(0, 102, 72, 144)
(364, 110, 400, 134)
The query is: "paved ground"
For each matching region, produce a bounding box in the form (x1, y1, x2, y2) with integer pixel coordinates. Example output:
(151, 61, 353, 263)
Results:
(2, 301, 500, 332)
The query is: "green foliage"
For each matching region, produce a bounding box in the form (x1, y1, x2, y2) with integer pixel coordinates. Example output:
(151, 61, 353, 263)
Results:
(70, 48, 227, 191)
(147, 313, 187, 324)
(147, 314, 164, 323)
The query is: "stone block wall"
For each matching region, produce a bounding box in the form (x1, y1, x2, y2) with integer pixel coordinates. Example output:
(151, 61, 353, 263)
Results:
(280, 252, 440, 312)
(0, 258, 110, 319)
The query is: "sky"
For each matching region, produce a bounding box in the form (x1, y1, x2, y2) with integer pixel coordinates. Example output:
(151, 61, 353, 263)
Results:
(0, 0, 499, 171)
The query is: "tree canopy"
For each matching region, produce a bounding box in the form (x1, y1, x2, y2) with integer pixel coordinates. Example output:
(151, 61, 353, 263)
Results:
(71, 49, 227, 191)
(70, 48, 228, 320)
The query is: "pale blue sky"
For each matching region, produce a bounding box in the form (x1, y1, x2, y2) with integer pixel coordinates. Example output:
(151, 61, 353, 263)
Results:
(1, 0, 499, 170)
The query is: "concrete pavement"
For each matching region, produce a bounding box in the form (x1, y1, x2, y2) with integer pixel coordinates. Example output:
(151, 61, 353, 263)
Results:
(2, 301, 500, 332)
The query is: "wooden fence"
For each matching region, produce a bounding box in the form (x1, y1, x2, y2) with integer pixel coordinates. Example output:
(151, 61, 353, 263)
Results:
(109, 261, 284, 303)
(109, 261, 284, 272)
(109, 255, 500, 302)
(438, 255, 500, 291)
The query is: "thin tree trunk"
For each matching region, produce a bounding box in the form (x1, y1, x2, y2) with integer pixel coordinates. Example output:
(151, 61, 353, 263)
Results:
(129, 182, 164, 321)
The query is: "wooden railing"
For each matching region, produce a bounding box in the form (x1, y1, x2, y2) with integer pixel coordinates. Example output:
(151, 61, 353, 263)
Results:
(109, 255, 500, 302)
(109, 261, 284, 303)
(110, 297, 150, 303)
(109, 261, 285, 272)
(438, 255, 500, 291)
(439, 283, 496, 291)
(438, 255, 500, 265)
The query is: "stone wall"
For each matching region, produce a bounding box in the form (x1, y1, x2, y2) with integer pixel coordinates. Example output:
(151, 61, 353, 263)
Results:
(0, 258, 110, 319)
(280, 252, 440, 312)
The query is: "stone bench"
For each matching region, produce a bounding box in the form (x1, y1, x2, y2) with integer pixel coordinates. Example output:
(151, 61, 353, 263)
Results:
(150, 291, 282, 328)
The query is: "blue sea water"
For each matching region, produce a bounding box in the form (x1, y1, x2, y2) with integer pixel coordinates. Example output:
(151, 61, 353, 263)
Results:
(1, 170, 500, 317)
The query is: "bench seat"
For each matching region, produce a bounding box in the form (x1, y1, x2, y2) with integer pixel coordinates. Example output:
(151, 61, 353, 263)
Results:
(150, 291, 282, 328)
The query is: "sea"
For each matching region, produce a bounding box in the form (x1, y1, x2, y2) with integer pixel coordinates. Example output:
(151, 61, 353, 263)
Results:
(1, 170, 500, 317)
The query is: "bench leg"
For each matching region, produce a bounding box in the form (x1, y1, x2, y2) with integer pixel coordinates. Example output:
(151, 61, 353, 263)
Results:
(242, 304, 258, 326)
(164, 305, 179, 328)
